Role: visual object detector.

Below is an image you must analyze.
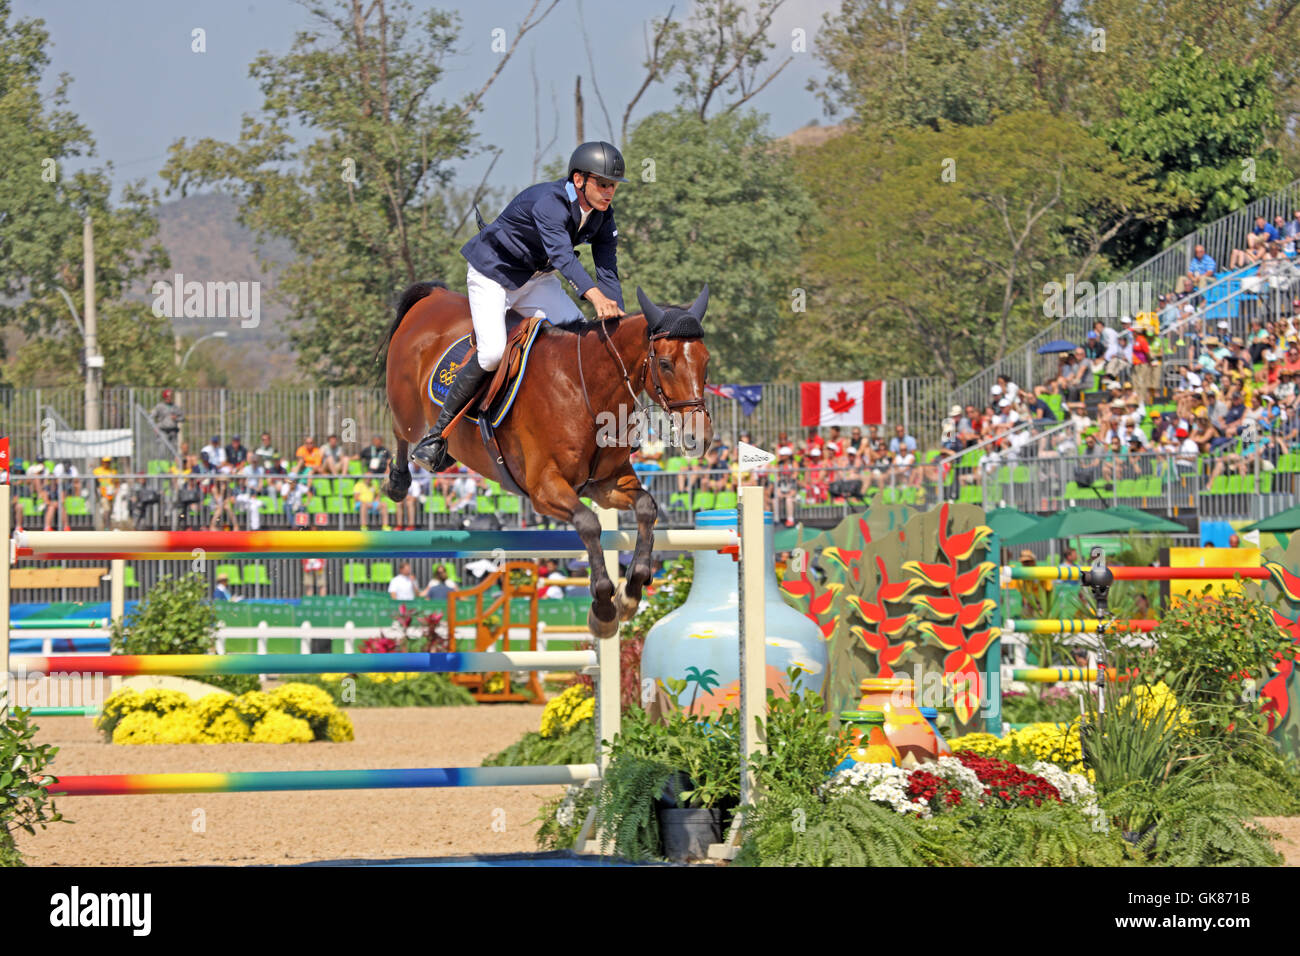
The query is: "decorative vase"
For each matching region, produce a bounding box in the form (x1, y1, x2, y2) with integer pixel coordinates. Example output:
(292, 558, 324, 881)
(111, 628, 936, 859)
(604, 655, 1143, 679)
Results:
(858, 678, 937, 766)
(641, 509, 827, 714)
(658, 807, 723, 862)
(919, 706, 952, 757)
(833, 710, 900, 772)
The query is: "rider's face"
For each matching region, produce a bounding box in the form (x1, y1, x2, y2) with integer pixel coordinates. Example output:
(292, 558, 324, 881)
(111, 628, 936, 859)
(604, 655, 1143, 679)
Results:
(581, 174, 618, 211)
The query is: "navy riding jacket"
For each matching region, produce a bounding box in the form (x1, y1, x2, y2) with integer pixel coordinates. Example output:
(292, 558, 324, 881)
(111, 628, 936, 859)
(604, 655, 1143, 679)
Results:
(460, 178, 624, 309)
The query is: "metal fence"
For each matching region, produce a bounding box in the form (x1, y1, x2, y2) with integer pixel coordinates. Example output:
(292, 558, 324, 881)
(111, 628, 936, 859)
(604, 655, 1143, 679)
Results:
(1, 377, 951, 469)
(952, 179, 1300, 415)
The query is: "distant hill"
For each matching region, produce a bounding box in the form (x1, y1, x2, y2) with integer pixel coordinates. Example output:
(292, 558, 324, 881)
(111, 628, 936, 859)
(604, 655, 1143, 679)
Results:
(139, 193, 299, 384)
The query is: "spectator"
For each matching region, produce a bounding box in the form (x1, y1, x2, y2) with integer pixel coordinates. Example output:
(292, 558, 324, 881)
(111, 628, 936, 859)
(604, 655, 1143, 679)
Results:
(225, 435, 248, 469)
(92, 456, 119, 527)
(203, 436, 227, 470)
(363, 436, 391, 477)
(1157, 294, 1180, 333)
(151, 388, 184, 453)
(175, 476, 203, 529)
(353, 476, 382, 530)
(1286, 209, 1300, 254)
(302, 557, 327, 596)
(421, 565, 454, 600)
(940, 405, 967, 452)
(213, 574, 234, 601)
(773, 445, 798, 526)
(1229, 219, 1273, 269)
(207, 474, 238, 531)
(888, 423, 917, 456)
(449, 467, 478, 512)
(253, 432, 277, 462)
(388, 562, 418, 601)
(320, 434, 350, 476)
(295, 434, 323, 473)
(397, 460, 429, 530)
(1178, 244, 1217, 295)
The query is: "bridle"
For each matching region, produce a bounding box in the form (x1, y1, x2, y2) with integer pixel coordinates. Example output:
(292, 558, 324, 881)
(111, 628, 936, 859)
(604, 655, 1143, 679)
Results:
(577, 319, 709, 432)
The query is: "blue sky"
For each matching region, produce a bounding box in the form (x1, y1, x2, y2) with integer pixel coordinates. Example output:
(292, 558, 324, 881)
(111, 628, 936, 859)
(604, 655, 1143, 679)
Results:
(17, 0, 840, 199)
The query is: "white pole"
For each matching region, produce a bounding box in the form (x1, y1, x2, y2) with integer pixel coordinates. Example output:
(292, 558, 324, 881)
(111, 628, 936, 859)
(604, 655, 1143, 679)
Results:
(1, 484, 10, 718)
(110, 558, 125, 628)
(738, 484, 767, 807)
(595, 506, 620, 768)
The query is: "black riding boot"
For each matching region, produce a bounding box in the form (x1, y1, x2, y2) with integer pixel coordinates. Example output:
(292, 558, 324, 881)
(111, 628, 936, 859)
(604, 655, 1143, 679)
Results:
(410, 354, 491, 472)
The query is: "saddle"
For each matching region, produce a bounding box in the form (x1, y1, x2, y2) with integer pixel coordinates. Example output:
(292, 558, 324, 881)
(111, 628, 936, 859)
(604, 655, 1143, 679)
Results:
(439, 310, 551, 497)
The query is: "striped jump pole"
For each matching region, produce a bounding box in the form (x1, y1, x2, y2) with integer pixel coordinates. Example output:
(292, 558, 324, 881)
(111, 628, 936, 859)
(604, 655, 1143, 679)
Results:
(1001, 618, 1158, 634)
(13, 528, 737, 561)
(45, 764, 601, 797)
(1004, 565, 1271, 583)
(1010, 667, 1125, 683)
(11, 650, 598, 677)
(11, 618, 108, 630)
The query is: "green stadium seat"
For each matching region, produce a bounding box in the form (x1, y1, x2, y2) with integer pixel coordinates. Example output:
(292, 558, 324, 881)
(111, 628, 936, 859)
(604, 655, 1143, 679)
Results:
(1243, 474, 1257, 494)
(484, 480, 503, 497)
(669, 492, 691, 510)
(20, 497, 38, 517)
(1012, 465, 1030, 483)
(336, 478, 356, 498)
(1262, 473, 1274, 494)
(64, 496, 89, 516)
(498, 495, 522, 514)
(370, 562, 394, 584)
(475, 495, 496, 513)
(325, 496, 347, 514)
(123, 565, 139, 588)
(424, 495, 448, 513)
(215, 563, 243, 585)
(1064, 482, 1083, 498)
(306, 495, 325, 513)
(1226, 475, 1244, 494)
(313, 478, 333, 496)
(343, 563, 370, 584)
(691, 490, 716, 510)
(714, 491, 738, 509)
(1208, 475, 1229, 494)
(242, 564, 271, 586)
(347, 459, 364, 475)
(1116, 479, 1138, 497)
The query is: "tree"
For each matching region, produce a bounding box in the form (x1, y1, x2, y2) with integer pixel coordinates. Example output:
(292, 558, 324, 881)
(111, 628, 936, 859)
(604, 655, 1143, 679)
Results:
(0, 0, 167, 371)
(8, 301, 178, 388)
(614, 108, 818, 381)
(792, 113, 1165, 385)
(1099, 43, 1290, 264)
(161, 0, 558, 386)
(812, 0, 1085, 131)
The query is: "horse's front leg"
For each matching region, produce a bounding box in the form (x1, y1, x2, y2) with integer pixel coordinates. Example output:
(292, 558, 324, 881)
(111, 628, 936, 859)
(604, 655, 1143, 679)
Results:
(592, 468, 657, 622)
(531, 466, 620, 639)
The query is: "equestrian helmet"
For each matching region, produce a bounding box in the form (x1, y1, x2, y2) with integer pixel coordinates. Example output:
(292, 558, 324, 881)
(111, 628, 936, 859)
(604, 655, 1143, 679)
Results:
(568, 141, 628, 183)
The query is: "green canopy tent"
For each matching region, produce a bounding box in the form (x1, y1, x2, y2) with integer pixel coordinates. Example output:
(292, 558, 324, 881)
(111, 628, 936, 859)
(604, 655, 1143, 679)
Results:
(1241, 505, 1300, 533)
(1003, 507, 1147, 546)
(1102, 505, 1187, 533)
(984, 506, 1041, 542)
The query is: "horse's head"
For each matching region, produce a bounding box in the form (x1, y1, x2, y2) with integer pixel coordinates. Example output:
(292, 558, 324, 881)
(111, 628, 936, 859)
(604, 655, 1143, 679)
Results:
(636, 286, 714, 458)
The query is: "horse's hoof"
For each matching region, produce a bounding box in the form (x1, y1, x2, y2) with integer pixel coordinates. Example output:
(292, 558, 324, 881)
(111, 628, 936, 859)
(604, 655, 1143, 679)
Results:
(382, 469, 411, 502)
(587, 605, 619, 640)
(613, 581, 640, 622)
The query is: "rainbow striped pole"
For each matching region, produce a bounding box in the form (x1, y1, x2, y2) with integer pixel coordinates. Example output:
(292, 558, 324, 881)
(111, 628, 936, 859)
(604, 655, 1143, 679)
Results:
(1010, 667, 1124, 683)
(1002, 618, 1158, 634)
(14, 528, 737, 561)
(1004, 565, 1270, 582)
(12, 651, 597, 677)
(45, 764, 600, 797)
(11, 619, 107, 630)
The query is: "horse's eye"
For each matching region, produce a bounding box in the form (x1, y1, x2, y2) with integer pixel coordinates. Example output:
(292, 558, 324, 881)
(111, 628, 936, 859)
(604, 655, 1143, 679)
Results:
(659, 358, 672, 372)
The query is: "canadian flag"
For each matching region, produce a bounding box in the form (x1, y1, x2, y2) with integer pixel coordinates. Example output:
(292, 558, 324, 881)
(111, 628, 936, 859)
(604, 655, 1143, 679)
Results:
(800, 381, 885, 427)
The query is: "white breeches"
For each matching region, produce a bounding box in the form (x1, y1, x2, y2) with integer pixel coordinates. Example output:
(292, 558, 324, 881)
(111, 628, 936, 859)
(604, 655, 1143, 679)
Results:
(466, 263, 584, 370)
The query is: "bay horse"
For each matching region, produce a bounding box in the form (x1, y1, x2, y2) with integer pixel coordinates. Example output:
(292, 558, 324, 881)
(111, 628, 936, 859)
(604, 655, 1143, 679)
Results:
(377, 282, 713, 638)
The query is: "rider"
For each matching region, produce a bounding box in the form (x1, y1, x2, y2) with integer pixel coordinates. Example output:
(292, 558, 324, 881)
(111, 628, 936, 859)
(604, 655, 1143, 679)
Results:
(409, 141, 629, 471)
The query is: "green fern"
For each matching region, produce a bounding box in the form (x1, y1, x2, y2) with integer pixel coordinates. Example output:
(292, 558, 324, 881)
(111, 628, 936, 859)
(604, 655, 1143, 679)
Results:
(594, 756, 675, 861)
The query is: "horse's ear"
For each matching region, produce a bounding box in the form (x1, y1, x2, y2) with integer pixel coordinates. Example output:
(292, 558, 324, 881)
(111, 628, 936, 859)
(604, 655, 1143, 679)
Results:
(637, 287, 664, 325)
(688, 284, 709, 320)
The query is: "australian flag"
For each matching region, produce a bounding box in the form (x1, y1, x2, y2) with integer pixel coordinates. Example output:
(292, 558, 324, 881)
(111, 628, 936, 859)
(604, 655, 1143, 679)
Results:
(706, 384, 763, 416)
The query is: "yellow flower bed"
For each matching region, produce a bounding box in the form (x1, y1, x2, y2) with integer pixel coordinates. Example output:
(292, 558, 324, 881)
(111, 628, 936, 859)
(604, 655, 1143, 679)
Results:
(950, 721, 1084, 771)
(540, 684, 593, 739)
(1118, 681, 1192, 735)
(98, 683, 355, 745)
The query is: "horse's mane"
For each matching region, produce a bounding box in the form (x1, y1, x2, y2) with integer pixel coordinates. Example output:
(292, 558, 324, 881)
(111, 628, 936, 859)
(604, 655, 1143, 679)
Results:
(375, 280, 448, 385)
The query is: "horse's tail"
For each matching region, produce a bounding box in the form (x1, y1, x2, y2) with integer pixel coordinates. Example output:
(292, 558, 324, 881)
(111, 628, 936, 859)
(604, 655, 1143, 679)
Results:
(375, 280, 448, 385)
